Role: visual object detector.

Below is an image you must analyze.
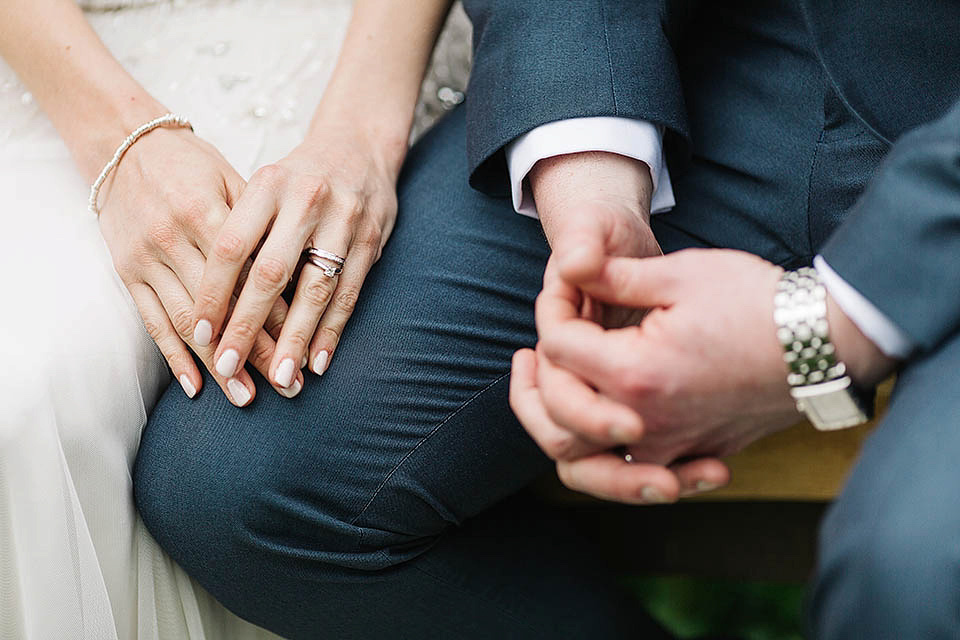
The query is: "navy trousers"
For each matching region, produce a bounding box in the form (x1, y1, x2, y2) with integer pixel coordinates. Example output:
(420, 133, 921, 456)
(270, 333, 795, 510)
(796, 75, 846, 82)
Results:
(136, 108, 669, 639)
(135, 4, 950, 637)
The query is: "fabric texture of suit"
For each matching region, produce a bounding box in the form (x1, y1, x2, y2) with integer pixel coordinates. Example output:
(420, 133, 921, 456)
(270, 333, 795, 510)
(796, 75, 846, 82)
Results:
(462, 0, 960, 636)
(137, 1, 960, 637)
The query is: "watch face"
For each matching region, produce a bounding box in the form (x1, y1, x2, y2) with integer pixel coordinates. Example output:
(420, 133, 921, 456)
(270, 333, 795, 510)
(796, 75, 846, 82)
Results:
(791, 377, 868, 431)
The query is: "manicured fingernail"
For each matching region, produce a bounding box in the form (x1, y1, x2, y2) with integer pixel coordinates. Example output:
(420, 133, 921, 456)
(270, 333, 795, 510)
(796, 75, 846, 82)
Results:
(301, 355, 308, 369)
(178, 374, 197, 398)
(696, 480, 719, 492)
(226, 378, 251, 406)
(641, 486, 669, 504)
(279, 378, 302, 398)
(216, 349, 240, 377)
(312, 351, 329, 375)
(275, 357, 296, 388)
(194, 319, 213, 346)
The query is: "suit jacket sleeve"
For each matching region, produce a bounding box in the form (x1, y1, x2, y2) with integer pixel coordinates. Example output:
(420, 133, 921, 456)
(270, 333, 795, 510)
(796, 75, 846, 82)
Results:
(820, 98, 960, 354)
(461, 0, 688, 196)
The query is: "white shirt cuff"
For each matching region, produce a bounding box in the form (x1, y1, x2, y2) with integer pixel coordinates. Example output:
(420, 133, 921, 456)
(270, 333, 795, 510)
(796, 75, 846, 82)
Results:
(505, 117, 675, 219)
(814, 255, 914, 359)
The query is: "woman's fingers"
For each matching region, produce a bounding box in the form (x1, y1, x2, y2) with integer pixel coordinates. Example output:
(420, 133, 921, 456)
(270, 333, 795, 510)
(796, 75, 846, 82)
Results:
(148, 266, 261, 406)
(300, 243, 373, 377)
(267, 238, 349, 385)
(128, 282, 202, 399)
(164, 244, 300, 398)
(192, 177, 278, 348)
(212, 183, 324, 379)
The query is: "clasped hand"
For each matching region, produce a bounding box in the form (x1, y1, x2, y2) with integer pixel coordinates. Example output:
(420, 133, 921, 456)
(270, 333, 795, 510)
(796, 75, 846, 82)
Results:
(512, 247, 802, 504)
(99, 125, 396, 406)
(192, 127, 396, 400)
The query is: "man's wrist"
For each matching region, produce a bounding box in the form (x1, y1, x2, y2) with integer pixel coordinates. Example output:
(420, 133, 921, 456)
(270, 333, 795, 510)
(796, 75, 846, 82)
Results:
(529, 151, 653, 247)
(826, 293, 898, 388)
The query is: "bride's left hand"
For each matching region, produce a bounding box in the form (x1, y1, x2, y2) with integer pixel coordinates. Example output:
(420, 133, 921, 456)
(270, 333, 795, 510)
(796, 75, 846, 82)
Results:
(191, 125, 399, 391)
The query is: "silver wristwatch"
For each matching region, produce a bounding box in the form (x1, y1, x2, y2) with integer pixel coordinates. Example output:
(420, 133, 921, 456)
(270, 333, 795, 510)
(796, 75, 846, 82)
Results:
(774, 267, 870, 431)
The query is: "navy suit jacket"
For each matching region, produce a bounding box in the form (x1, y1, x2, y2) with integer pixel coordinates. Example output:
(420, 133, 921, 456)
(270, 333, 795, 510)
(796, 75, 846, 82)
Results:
(461, 0, 960, 356)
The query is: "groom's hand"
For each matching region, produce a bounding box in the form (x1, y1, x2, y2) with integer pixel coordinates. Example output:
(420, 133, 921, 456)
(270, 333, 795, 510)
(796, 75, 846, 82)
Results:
(538, 250, 800, 461)
(530, 151, 661, 330)
(510, 152, 730, 502)
(523, 152, 659, 459)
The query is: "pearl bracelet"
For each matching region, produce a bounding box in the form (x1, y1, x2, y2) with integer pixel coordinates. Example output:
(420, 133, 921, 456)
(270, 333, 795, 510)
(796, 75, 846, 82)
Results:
(87, 113, 193, 216)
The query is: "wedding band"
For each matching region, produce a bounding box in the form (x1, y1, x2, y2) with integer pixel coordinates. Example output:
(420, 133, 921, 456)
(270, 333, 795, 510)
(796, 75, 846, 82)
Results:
(304, 255, 343, 278)
(302, 247, 345, 278)
(304, 247, 345, 265)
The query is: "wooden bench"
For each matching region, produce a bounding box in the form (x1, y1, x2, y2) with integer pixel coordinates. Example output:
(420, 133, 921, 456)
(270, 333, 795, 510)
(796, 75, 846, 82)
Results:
(534, 381, 893, 581)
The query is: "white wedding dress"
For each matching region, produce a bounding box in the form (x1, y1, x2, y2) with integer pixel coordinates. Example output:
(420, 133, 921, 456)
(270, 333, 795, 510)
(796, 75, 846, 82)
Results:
(0, 1, 470, 638)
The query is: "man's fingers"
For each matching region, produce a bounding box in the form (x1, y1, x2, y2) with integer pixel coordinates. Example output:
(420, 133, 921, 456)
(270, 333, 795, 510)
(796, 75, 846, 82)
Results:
(550, 214, 608, 284)
(673, 458, 732, 497)
(509, 349, 603, 461)
(556, 453, 682, 505)
(535, 278, 585, 329)
(128, 283, 202, 399)
(537, 320, 640, 393)
(536, 349, 644, 446)
(576, 254, 681, 310)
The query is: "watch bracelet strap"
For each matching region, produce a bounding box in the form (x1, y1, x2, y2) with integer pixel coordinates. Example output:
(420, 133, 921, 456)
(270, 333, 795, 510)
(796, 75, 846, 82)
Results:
(774, 267, 846, 386)
(774, 267, 875, 420)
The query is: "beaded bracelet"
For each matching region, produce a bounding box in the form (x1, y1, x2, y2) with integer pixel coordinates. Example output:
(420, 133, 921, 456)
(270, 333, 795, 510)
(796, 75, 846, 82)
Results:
(87, 113, 193, 216)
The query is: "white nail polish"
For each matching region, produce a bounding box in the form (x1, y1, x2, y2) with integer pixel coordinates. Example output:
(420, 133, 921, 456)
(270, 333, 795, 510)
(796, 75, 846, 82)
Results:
(216, 349, 240, 377)
(641, 486, 668, 504)
(226, 378, 251, 406)
(275, 357, 296, 388)
(696, 480, 719, 492)
(194, 319, 213, 346)
(312, 351, 329, 375)
(279, 378, 302, 398)
(178, 374, 197, 398)
(300, 355, 308, 369)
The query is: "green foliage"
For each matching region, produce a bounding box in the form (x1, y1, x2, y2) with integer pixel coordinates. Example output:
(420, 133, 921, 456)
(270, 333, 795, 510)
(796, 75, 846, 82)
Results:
(625, 575, 806, 640)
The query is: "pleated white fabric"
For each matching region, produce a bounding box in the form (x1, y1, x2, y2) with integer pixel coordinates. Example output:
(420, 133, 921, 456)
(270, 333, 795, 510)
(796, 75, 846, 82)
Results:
(0, 2, 354, 638)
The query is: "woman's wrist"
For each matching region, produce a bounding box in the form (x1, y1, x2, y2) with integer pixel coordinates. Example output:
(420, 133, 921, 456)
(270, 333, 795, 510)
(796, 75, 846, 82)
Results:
(305, 98, 411, 181)
(70, 90, 169, 182)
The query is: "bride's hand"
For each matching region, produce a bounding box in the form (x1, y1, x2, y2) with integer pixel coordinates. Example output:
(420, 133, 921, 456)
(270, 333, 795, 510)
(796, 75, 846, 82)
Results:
(192, 125, 398, 391)
(97, 127, 302, 406)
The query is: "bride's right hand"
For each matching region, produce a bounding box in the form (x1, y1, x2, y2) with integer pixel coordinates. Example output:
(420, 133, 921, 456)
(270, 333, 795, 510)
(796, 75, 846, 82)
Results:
(96, 126, 302, 406)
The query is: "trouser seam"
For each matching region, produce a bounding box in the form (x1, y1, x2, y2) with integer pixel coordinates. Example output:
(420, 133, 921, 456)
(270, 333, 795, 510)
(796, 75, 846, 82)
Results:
(350, 370, 512, 528)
